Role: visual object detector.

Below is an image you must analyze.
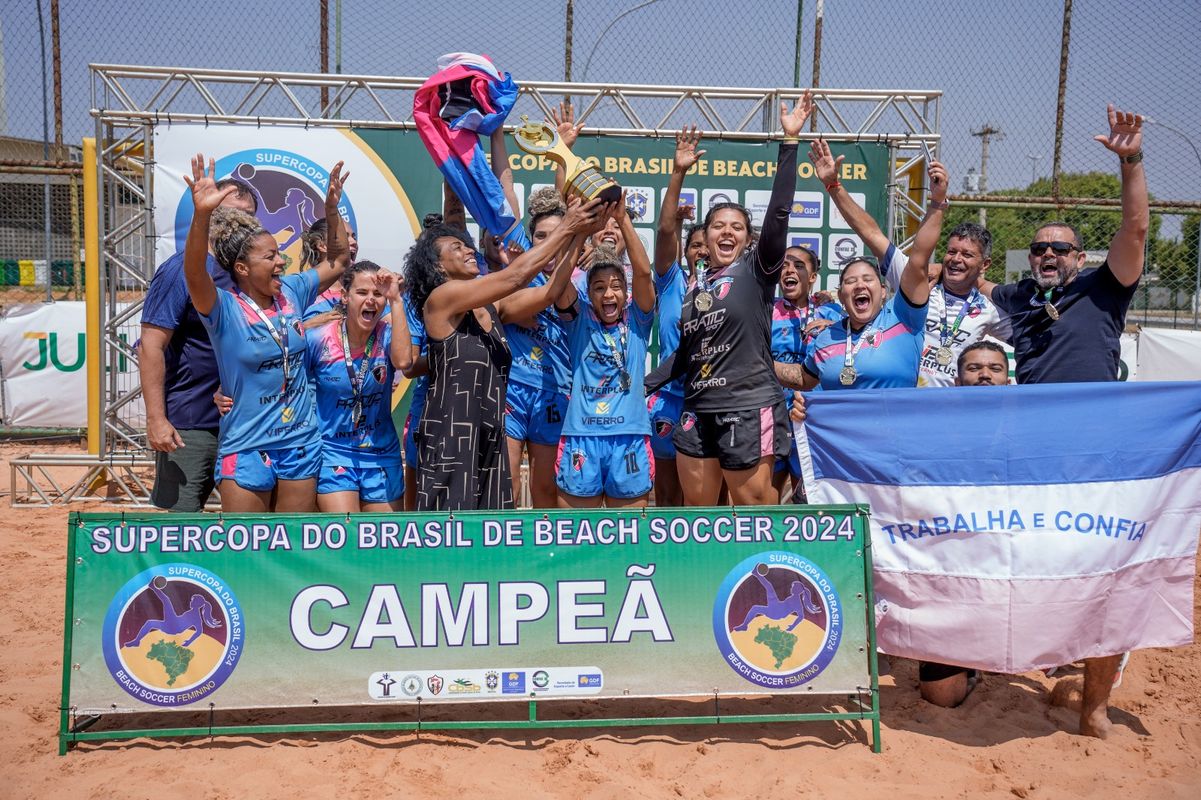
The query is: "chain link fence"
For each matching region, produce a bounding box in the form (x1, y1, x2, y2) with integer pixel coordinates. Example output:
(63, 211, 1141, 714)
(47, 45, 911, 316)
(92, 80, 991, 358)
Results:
(2, 0, 1198, 323)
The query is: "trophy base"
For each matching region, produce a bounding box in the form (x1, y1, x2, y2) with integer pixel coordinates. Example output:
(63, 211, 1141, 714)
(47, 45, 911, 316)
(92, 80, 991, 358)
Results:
(566, 165, 622, 205)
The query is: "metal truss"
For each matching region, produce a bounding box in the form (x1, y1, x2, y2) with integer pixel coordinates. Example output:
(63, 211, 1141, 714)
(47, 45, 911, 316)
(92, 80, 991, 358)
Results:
(10, 65, 940, 506)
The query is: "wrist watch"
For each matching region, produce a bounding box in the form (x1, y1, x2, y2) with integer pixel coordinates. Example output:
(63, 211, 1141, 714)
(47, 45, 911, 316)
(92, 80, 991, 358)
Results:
(927, 198, 951, 210)
(1120, 150, 1144, 164)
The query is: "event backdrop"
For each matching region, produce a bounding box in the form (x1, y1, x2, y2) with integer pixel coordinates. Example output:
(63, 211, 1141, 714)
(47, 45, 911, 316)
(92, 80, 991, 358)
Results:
(66, 506, 871, 713)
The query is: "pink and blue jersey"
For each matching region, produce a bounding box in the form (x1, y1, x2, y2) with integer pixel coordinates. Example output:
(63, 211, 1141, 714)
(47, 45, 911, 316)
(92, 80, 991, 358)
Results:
(305, 320, 399, 465)
(505, 271, 571, 394)
(303, 286, 342, 321)
(561, 296, 654, 437)
(771, 296, 844, 365)
(200, 270, 320, 457)
(803, 290, 928, 390)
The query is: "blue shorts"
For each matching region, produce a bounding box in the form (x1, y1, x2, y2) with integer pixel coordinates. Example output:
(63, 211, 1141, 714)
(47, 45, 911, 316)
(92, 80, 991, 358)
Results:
(215, 443, 321, 493)
(505, 382, 568, 446)
(775, 438, 802, 479)
(317, 457, 403, 503)
(647, 391, 683, 459)
(556, 433, 654, 499)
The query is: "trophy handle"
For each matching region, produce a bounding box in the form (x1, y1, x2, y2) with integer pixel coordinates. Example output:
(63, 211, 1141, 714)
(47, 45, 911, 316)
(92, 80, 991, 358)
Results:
(512, 115, 560, 156)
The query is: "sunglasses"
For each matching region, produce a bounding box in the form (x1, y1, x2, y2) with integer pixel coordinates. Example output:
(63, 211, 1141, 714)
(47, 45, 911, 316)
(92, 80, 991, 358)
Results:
(1029, 241, 1079, 256)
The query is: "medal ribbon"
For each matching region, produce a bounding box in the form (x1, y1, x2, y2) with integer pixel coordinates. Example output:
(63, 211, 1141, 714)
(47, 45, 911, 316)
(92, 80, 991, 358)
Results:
(339, 320, 381, 429)
(843, 316, 881, 372)
(600, 321, 630, 389)
(236, 291, 291, 392)
(938, 285, 980, 347)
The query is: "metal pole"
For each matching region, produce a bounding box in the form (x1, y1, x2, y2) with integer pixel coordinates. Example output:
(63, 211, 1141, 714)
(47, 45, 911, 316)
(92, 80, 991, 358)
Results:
(37, 0, 53, 303)
(1051, 0, 1073, 199)
(809, 0, 823, 131)
(793, 0, 804, 89)
(335, 0, 342, 76)
(564, 0, 574, 82)
(320, 0, 329, 110)
(1144, 118, 1201, 329)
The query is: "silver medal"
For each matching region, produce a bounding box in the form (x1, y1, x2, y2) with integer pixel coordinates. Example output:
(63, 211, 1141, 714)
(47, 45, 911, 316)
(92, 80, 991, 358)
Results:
(695, 291, 713, 312)
(839, 365, 857, 386)
(936, 346, 954, 366)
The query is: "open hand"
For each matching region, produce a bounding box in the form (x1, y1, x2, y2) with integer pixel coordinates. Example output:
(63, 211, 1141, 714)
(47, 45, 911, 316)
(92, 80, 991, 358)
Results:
(673, 126, 706, 173)
(551, 100, 584, 148)
(183, 155, 237, 215)
(324, 161, 350, 210)
(1094, 103, 1143, 159)
(780, 89, 814, 138)
(563, 197, 607, 236)
(808, 139, 842, 187)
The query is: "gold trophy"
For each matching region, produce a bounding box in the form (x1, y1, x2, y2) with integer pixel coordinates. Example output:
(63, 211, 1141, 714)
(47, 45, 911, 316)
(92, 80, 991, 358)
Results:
(513, 115, 622, 203)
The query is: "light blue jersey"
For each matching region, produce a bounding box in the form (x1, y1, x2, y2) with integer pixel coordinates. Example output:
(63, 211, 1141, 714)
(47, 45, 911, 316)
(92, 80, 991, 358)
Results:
(505, 271, 572, 394)
(200, 270, 320, 457)
(804, 290, 928, 390)
(561, 295, 654, 437)
(771, 296, 844, 365)
(306, 320, 399, 465)
(654, 263, 688, 399)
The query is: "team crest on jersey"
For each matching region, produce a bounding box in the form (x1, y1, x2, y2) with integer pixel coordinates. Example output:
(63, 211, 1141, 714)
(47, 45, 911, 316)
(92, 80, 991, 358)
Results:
(291, 319, 304, 337)
(371, 364, 388, 385)
(259, 451, 273, 466)
(655, 419, 674, 438)
(680, 412, 697, 431)
(333, 465, 347, 475)
(595, 401, 611, 414)
(712, 277, 735, 300)
(572, 451, 586, 471)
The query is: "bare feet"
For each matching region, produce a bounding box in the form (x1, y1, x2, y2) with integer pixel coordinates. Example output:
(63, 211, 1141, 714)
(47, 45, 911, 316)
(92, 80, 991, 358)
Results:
(1080, 704, 1113, 739)
(1079, 654, 1123, 739)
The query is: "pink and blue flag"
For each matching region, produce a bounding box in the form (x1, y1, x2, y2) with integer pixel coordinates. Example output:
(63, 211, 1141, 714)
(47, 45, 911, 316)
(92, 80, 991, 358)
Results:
(413, 53, 529, 249)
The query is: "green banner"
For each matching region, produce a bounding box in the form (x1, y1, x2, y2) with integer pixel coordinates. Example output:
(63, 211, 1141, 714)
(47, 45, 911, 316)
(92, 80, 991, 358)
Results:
(353, 129, 891, 293)
(65, 506, 872, 714)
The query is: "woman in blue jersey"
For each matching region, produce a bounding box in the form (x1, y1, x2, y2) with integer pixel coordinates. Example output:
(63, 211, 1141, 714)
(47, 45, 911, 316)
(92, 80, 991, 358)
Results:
(771, 245, 842, 499)
(405, 197, 602, 511)
(181, 154, 350, 512)
(501, 188, 573, 508)
(799, 161, 948, 390)
(307, 260, 411, 512)
(553, 197, 657, 508)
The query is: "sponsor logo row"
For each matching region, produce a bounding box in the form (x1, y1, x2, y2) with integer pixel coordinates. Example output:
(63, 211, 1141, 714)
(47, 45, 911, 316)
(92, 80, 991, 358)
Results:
(367, 668, 604, 701)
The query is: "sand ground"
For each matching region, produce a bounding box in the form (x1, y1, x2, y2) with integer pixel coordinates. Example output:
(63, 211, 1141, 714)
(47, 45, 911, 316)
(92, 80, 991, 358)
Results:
(1, 443, 1198, 799)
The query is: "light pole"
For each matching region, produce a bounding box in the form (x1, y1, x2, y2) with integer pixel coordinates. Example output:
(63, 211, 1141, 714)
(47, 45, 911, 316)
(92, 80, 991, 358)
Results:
(580, 0, 666, 82)
(1144, 117, 1201, 328)
(1026, 154, 1042, 186)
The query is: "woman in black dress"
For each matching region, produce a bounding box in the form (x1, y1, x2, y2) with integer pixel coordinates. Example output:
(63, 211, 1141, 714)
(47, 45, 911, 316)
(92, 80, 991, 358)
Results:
(405, 198, 605, 511)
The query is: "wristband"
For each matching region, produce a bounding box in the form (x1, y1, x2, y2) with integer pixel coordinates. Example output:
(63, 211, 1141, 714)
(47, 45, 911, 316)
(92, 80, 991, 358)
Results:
(781, 136, 800, 144)
(824, 180, 841, 192)
(927, 199, 950, 210)
(1120, 150, 1144, 164)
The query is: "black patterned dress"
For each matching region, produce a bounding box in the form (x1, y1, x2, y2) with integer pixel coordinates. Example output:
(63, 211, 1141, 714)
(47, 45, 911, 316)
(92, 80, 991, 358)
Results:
(415, 306, 514, 511)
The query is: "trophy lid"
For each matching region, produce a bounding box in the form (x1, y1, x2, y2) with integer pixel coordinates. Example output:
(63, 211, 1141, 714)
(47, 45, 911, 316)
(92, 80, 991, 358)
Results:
(513, 115, 560, 155)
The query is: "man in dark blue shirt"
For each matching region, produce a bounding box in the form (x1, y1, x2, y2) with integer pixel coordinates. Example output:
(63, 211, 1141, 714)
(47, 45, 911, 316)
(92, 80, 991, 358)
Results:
(983, 104, 1148, 739)
(139, 178, 257, 511)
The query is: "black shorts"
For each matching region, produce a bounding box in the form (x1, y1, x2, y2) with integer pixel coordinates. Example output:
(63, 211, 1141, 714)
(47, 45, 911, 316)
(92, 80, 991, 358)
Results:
(151, 427, 218, 512)
(673, 401, 791, 471)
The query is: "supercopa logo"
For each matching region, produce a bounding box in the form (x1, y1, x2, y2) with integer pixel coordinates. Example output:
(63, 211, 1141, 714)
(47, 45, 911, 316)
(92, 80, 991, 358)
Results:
(173, 149, 358, 271)
(712, 552, 841, 689)
(103, 564, 244, 707)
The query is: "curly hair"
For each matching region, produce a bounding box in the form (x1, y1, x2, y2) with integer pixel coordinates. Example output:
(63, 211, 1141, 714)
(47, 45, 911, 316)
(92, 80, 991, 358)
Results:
(300, 218, 328, 268)
(403, 224, 477, 321)
(209, 207, 269, 274)
(527, 187, 566, 237)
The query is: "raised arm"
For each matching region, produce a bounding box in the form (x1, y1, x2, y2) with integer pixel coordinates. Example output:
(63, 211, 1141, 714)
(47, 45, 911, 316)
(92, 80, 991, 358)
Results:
(312, 162, 351, 292)
(620, 199, 656, 313)
(549, 100, 584, 194)
(377, 269, 414, 372)
(656, 128, 705, 276)
(809, 139, 891, 261)
(898, 161, 948, 307)
(442, 181, 467, 232)
(182, 155, 237, 316)
(756, 91, 812, 275)
(498, 229, 592, 322)
(490, 128, 522, 229)
(1094, 104, 1148, 287)
(427, 198, 605, 319)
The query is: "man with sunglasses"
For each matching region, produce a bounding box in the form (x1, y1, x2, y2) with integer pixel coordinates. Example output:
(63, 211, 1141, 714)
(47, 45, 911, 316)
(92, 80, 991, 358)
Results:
(980, 104, 1148, 739)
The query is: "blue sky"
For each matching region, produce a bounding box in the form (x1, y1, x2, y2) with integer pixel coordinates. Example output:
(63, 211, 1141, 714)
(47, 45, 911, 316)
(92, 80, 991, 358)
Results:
(2, 0, 1197, 208)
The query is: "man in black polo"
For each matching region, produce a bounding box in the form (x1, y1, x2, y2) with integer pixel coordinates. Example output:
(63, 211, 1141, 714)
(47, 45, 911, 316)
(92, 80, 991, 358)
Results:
(139, 178, 257, 511)
(981, 103, 1148, 738)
